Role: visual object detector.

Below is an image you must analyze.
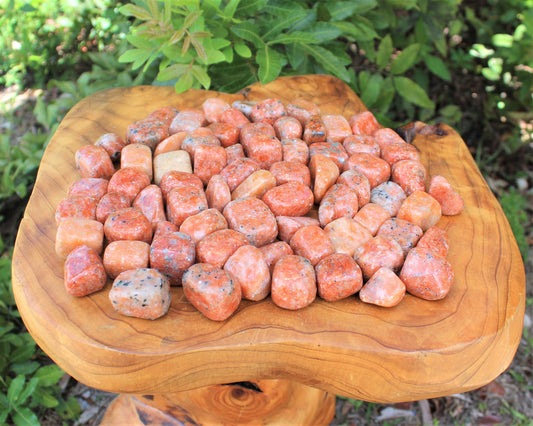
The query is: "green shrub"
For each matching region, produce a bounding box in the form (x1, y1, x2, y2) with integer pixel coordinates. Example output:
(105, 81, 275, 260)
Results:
(0, 245, 80, 425)
(0, 0, 128, 88)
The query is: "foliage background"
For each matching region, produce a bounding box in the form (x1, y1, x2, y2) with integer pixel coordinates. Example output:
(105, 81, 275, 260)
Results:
(0, 0, 531, 424)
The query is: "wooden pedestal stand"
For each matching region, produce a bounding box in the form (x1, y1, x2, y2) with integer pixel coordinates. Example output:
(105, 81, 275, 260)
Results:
(12, 75, 525, 425)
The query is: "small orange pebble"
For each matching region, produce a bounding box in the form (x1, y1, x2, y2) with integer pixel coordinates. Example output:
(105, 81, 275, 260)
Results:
(354, 235, 404, 280)
(377, 217, 423, 256)
(193, 144, 227, 185)
(223, 197, 278, 247)
(359, 267, 406, 308)
(290, 225, 335, 266)
(232, 100, 256, 118)
(55, 195, 97, 225)
(182, 263, 241, 321)
(180, 208, 228, 245)
(353, 202, 392, 236)
(166, 186, 208, 227)
(64, 245, 107, 297)
(286, 98, 321, 126)
(153, 220, 179, 239)
(224, 245, 271, 301)
(276, 216, 320, 243)
(196, 229, 249, 269)
(262, 182, 314, 217)
(207, 122, 240, 147)
(103, 240, 150, 279)
(416, 226, 450, 258)
(397, 190, 442, 231)
(95, 133, 127, 162)
(240, 122, 276, 150)
(309, 141, 348, 169)
(400, 247, 454, 301)
(232, 169, 277, 200)
(104, 207, 153, 243)
(318, 183, 359, 227)
(391, 159, 427, 195)
(343, 152, 390, 189)
(133, 184, 166, 230)
(96, 192, 130, 223)
(159, 170, 203, 200)
(250, 98, 286, 125)
(309, 153, 340, 202)
(281, 138, 309, 164)
(75, 145, 115, 180)
(316, 253, 363, 302)
(120, 143, 153, 181)
(370, 181, 407, 217)
(244, 134, 283, 169)
(322, 114, 353, 143)
(373, 128, 405, 151)
(343, 134, 380, 157)
(67, 177, 108, 201)
(303, 115, 327, 144)
(259, 241, 294, 272)
(153, 132, 187, 156)
(381, 142, 420, 166)
(55, 218, 104, 259)
(169, 108, 207, 134)
(107, 167, 151, 203)
(205, 174, 232, 212)
(348, 111, 380, 136)
(202, 97, 230, 123)
(336, 169, 371, 207)
(147, 106, 179, 125)
(225, 143, 245, 164)
(220, 157, 260, 192)
(269, 161, 311, 187)
(274, 115, 303, 140)
(180, 132, 220, 157)
(324, 216, 372, 257)
(271, 255, 316, 310)
(109, 268, 171, 320)
(127, 118, 170, 149)
(428, 175, 465, 215)
(150, 232, 196, 286)
(220, 106, 251, 128)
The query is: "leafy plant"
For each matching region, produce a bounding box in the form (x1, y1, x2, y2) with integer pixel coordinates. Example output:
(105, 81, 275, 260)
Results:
(499, 187, 529, 260)
(0, 246, 80, 425)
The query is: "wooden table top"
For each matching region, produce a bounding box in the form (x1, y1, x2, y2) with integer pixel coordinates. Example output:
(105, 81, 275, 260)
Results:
(12, 75, 525, 403)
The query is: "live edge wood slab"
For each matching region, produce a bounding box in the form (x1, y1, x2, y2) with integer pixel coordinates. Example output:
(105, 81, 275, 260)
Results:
(12, 75, 525, 421)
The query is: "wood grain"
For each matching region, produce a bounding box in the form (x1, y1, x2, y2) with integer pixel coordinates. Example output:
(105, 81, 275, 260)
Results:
(12, 75, 525, 403)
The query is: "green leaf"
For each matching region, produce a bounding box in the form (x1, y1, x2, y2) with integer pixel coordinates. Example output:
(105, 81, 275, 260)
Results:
(8, 375, 25, 406)
(310, 22, 342, 43)
(126, 34, 156, 49)
(270, 31, 319, 45)
(333, 18, 378, 42)
(118, 49, 152, 69)
(156, 63, 189, 82)
(256, 46, 282, 84)
(231, 22, 264, 47)
(236, 0, 268, 16)
(262, 11, 308, 40)
(184, 10, 201, 28)
(234, 41, 252, 58)
(11, 361, 40, 376)
(191, 65, 211, 89)
(34, 364, 64, 386)
(393, 76, 435, 109)
(360, 73, 383, 107)
(119, 4, 152, 20)
(31, 387, 59, 408)
(327, 0, 377, 20)
(424, 55, 451, 81)
(18, 377, 39, 406)
(190, 36, 208, 62)
(12, 407, 39, 426)
(56, 395, 81, 420)
(10, 341, 35, 364)
(390, 43, 421, 75)
(376, 34, 393, 70)
(174, 72, 194, 93)
(299, 44, 352, 82)
(492, 33, 514, 48)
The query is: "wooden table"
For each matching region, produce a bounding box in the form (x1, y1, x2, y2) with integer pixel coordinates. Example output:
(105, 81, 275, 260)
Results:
(12, 75, 525, 424)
